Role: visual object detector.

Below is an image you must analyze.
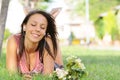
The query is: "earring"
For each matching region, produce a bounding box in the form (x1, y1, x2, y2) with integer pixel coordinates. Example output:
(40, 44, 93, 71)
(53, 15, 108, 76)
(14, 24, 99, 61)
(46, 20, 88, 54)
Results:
(44, 33, 46, 36)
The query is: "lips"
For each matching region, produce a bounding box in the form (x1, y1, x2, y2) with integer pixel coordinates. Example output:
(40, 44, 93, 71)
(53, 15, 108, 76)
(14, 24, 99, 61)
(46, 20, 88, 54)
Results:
(31, 33, 40, 38)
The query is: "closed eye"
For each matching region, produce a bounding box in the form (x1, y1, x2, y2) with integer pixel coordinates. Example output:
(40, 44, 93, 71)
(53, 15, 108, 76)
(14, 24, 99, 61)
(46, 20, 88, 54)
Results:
(41, 27, 45, 30)
(31, 24, 36, 26)
(40, 25, 46, 29)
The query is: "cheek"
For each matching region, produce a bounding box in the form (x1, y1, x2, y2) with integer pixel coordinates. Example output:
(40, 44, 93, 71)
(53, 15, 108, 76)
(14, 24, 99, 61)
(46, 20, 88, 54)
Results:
(25, 26, 33, 32)
(29, 25, 35, 30)
(41, 29, 46, 35)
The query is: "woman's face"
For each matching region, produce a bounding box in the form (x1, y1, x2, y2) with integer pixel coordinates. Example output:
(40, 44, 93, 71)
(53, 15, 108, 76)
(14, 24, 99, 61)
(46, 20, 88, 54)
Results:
(24, 13, 48, 43)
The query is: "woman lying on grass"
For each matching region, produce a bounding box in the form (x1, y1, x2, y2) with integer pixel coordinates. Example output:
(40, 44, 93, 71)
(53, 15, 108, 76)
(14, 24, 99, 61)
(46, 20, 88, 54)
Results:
(6, 9, 63, 79)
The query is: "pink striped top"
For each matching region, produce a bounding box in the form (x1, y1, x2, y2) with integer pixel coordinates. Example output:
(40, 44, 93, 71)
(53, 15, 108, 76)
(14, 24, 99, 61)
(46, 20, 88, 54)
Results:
(14, 34, 44, 74)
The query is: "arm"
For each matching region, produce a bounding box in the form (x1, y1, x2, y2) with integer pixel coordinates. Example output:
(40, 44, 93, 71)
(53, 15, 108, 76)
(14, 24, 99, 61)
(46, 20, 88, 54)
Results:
(43, 38, 64, 75)
(43, 37, 54, 75)
(55, 40, 63, 66)
(6, 35, 18, 73)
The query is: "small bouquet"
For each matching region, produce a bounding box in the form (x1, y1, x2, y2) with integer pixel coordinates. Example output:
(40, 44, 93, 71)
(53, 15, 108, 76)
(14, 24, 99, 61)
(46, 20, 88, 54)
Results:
(51, 56, 88, 80)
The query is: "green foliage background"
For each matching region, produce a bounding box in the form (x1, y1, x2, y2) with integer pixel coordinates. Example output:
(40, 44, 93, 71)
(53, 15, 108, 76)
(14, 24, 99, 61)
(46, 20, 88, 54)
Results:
(68, 0, 120, 21)
(95, 11, 120, 40)
(65, 0, 120, 40)
(3, 29, 11, 42)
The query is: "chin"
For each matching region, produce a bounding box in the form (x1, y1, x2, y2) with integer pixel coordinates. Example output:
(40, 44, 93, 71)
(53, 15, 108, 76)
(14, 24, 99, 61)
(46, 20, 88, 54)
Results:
(30, 38, 41, 43)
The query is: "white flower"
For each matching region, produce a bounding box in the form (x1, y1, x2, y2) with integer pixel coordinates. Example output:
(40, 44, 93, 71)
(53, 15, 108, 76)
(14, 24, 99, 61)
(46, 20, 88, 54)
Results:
(52, 56, 87, 79)
(66, 56, 77, 61)
(63, 77, 66, 80)
(68, 76, 71, 79)
(78, 62, 86, 69)
(75, 58, 81, 63)
(56, 68, 68, 79)
(74, 58, 86, 70)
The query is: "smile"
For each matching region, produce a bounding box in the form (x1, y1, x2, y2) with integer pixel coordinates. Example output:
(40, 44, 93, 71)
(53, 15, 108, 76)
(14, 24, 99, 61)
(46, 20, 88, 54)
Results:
(31, 33, 40, 38)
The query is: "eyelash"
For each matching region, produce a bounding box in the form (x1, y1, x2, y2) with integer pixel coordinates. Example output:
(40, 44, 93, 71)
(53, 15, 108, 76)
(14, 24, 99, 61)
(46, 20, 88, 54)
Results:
(31, 24, 45, 29)
(41, 26, 45, 29)
(31, 24, 36, 26)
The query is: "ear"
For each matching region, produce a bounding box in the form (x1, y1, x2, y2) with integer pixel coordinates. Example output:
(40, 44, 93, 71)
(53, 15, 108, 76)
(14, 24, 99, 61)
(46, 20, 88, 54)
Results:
(50, 7, 62, 18)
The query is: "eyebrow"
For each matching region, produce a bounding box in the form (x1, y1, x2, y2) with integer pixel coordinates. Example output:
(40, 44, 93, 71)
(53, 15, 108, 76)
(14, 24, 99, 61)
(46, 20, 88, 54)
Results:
(30, 20, 47, 27)
(31, 20, 46, 24)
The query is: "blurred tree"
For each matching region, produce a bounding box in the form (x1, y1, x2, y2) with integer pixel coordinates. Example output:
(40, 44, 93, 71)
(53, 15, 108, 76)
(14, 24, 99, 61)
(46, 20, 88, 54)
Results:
(95, 11, 120, 40)
(95, 17, 105, 39)
(0, 0, 10, 56)
(65, 0, 120, 21)
(116, 10, 120, 40)
(34, 0, 51, 10)
(20, 0, 51, 10)
(89, 0, 120, 21)
(64, 0, 85, 18)
(103, 11, 117, 38)
(3, 29, 11, 42)
(73, 0, 85, 17)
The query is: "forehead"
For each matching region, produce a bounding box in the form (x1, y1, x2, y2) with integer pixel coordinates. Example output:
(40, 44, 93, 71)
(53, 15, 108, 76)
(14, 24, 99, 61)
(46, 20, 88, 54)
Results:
(28, 13, 48, 24)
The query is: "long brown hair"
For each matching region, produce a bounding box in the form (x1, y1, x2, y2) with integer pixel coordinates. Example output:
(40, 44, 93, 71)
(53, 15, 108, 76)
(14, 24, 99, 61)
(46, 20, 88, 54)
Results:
(19, 10, 58, 61)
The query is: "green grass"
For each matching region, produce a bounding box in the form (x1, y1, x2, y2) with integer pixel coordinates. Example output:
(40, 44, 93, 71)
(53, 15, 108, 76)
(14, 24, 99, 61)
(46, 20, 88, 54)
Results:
(0, 45, 120, 80)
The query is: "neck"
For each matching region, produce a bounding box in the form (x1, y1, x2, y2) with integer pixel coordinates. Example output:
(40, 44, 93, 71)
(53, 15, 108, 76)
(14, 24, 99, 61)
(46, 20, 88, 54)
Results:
(24, 38, 38, 53)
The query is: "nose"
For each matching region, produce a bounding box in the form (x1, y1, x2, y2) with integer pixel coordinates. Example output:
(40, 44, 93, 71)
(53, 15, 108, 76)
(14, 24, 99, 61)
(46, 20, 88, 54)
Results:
(35, 26, 41, 32)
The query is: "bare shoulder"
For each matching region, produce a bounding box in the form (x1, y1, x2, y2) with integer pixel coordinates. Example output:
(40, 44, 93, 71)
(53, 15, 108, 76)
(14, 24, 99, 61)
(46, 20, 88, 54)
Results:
(6, 34, 18, 51)
(7, 35, 17, 45)
(6, 34, 18, 62)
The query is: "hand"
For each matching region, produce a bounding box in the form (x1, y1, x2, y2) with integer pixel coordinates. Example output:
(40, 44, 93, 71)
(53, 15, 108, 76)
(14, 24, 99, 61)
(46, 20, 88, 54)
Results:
(23, 74, 32, 80)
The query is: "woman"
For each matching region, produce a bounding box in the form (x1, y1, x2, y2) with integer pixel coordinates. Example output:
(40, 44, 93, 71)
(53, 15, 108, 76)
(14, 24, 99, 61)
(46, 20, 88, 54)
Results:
(6, 10, 63, 76)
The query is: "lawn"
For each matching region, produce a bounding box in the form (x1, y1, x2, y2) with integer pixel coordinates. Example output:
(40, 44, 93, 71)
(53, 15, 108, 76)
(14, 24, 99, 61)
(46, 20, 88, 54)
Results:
(0, 45, 120, 80)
